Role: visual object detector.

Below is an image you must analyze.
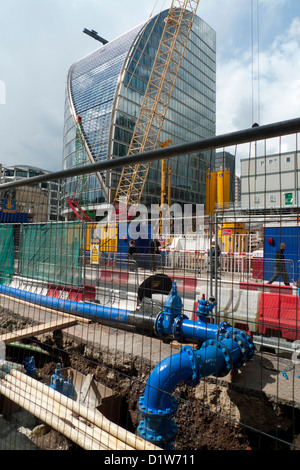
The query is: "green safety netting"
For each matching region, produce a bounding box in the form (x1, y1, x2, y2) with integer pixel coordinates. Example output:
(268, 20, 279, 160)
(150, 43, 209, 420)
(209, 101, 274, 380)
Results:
(0, 225, 14, 285)
(19, 222, 84, 287)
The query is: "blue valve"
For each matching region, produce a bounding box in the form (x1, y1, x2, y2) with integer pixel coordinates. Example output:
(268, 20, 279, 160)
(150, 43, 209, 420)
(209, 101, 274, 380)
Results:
(50, 363, 76, 399)
(23, 356, 36, 377)
(195, 294, 216, 322)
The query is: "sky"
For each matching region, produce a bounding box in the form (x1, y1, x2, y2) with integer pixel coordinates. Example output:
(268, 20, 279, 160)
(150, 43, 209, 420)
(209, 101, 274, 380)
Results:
(0, 0, 300, 173)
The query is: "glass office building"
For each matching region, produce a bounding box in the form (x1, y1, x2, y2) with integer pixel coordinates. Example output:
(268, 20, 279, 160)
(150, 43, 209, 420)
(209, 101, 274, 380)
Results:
(62, 9, 216, 219)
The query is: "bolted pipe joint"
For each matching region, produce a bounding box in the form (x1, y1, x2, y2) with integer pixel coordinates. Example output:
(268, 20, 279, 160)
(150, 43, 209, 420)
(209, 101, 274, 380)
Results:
(216, 322, 255, 366)
(138, 395, 178, 449)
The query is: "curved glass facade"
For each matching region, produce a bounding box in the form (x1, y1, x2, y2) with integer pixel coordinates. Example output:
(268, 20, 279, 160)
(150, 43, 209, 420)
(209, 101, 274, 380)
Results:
(62, 9, 216, 218)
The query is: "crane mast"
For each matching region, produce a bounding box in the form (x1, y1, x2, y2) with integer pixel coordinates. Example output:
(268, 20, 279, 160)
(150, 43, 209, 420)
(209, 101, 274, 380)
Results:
(113, 0, 200, 209)
(66, 115, 93, 222)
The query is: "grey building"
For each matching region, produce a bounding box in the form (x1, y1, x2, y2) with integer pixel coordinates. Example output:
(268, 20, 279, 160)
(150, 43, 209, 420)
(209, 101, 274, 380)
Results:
(240, 151, 300, 211)
(1, 165, 62, 221)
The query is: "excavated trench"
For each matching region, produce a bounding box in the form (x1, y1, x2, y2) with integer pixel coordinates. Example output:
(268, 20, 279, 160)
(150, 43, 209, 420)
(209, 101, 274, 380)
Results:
(0, 306, 300, 451)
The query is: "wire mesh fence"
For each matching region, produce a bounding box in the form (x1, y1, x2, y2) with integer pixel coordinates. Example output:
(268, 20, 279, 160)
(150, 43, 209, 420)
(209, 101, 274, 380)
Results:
(1, 122, 300, 452)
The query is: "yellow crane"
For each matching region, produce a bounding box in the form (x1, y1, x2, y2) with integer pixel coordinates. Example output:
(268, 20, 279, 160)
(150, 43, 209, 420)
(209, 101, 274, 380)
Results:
(113, 0, 200, 211)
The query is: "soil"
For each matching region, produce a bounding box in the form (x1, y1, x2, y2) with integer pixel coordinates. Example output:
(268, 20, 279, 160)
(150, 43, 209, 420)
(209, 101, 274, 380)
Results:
(0, 307, 299, 451)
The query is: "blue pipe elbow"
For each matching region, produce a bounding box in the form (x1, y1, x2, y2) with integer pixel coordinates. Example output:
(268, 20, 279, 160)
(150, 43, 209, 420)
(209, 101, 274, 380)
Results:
(138, 348, 193, 448)
(138, 340, 241, 448)
(138, 328, 254, 448)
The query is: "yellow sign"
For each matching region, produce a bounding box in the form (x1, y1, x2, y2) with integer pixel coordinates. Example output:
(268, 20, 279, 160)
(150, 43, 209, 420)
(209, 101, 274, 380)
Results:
(90, 244, 99, 263)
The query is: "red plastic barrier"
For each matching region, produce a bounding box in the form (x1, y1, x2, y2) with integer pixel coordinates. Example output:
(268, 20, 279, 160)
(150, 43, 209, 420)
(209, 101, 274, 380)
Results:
(47, 284, 96, 302)
(240, 282, 292, 293)
(252, 257, 263, 280)
(100, 269, 129, 284)
(171, 275, 197, 292)
(258, 292, 300, 340)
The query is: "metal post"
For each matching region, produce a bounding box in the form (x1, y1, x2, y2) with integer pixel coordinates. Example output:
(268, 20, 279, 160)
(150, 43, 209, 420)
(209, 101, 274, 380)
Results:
(214, 214, 218, 323)
(82, 221, 86, 302)
(209, 213, 213, 297)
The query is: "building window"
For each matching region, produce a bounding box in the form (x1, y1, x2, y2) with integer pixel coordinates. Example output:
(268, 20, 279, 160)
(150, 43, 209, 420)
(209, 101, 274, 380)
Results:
(16, 170, 27, 178)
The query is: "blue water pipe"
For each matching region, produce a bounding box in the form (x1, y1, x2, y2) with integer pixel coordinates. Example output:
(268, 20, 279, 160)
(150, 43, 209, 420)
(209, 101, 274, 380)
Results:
(0, 284, 131, 323)
(0, 283, 254, 448)
(154, 284, 254, 361)
(0, 284, 254, 352)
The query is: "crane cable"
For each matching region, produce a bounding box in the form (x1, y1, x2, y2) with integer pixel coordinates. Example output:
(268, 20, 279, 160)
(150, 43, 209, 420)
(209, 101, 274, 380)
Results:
(251, 0, 261, 126)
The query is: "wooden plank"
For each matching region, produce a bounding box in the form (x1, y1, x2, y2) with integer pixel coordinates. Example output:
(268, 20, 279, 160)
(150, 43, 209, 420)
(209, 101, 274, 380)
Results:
(0, 319, 78, 344)
(7, 370, 162, 450)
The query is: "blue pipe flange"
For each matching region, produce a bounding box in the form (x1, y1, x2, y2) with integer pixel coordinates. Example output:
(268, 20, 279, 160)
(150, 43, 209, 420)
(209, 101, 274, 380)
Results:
(216, 321, 232, 338)
(222, 335, 245, 369)
(232, 329, 255, 363)
(154, 312, 166, 338)
(138, 418, 177, 449)
(217, 323, 254, 363)
(138, 393, 178, 418)
(180, 345, 201, 386)
(200, 339, 232, 378)
(219, 331, 254, 369)
(138, 395, 178, 447)
(239, 329, 255, 358)
(172, 315, 189, 342)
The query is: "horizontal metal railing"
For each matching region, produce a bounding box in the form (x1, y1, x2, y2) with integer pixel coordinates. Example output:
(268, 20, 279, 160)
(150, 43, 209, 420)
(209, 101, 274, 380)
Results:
(1, 117, 300, 192)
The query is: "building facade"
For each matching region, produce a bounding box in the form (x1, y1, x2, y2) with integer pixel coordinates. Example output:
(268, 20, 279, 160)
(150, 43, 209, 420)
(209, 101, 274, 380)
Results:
(240, 151, 300, 211)
(62, 9, 216, 220)
(1, 165, 62, 221)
